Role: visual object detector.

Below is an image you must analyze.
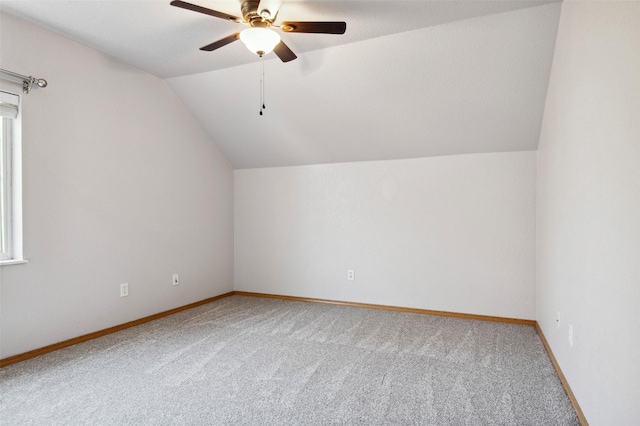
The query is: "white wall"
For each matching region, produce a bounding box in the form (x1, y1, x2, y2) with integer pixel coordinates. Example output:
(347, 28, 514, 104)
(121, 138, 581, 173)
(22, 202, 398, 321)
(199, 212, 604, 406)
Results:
(0, 13, 234, 359)
(536, 1, 640, 424)
(235, 152, 536, 320)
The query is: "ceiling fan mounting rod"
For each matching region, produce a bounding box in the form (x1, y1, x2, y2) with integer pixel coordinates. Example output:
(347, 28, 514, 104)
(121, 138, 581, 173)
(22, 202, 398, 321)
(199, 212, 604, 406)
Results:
(241, 0, 267, 26)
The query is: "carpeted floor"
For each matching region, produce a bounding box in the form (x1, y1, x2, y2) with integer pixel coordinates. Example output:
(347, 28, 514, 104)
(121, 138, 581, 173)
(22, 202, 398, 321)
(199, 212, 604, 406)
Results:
(0, 295, 579, 425)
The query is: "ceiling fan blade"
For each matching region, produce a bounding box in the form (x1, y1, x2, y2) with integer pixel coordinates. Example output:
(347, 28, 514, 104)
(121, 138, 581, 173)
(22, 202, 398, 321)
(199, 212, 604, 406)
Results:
(257, 0, 282, 21)
(200, 33, 240, 51)
(279, 21, 346, 34)
(170, 0, 241, 23)
(273, 41, 297, 62)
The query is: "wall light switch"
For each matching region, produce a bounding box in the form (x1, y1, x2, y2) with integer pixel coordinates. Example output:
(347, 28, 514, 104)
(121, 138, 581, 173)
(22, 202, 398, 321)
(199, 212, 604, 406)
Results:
(120, 283, 129, 297)
(172, 274, 179, 286)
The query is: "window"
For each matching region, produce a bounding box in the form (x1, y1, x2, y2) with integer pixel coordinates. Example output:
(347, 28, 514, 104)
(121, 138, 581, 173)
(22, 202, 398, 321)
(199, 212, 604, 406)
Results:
(0, 90, 25, 264)
(1, 116, 13, 258)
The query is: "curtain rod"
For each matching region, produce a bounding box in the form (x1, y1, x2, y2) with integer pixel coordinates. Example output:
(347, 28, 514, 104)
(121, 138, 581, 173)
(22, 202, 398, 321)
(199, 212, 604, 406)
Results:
(0, 68, 48, 94)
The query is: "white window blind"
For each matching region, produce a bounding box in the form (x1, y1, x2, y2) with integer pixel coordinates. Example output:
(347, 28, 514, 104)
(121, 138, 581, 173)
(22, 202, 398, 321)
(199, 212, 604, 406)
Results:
(0, 91, 19, 119)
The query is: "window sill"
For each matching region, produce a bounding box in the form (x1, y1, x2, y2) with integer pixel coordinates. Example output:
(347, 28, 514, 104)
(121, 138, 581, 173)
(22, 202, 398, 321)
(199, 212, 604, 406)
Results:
(0, 259, 29, 266)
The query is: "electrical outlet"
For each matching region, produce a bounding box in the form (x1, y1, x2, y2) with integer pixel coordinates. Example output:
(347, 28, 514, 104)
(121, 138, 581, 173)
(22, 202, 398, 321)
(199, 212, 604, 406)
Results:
(120, 283, 129, 297)
(556, 311, 561, 329)
(347, 270, 355, 281)
(568, 323, 573, 347)
(172, 274, 179, 286)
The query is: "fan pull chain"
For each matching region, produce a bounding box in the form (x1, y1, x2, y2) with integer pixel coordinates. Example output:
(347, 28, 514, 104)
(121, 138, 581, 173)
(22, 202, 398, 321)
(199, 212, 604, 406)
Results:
(259, 59, 266, 116)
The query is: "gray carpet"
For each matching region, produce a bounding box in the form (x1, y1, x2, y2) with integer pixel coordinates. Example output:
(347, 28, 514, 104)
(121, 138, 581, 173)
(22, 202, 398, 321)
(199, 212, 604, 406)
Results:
(0, 295, 578, 425)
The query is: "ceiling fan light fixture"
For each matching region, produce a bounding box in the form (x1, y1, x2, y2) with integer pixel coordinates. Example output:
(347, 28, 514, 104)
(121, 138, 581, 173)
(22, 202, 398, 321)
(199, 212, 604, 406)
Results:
(239, 28, 280, 57)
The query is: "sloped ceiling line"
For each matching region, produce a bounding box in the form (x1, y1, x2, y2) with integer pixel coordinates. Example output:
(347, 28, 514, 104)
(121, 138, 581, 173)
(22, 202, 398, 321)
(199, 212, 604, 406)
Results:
(0, 1, 562, 169)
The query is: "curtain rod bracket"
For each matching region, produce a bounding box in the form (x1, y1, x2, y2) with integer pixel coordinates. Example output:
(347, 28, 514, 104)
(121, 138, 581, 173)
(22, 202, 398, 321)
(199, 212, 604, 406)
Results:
(23, 79, 33, 94)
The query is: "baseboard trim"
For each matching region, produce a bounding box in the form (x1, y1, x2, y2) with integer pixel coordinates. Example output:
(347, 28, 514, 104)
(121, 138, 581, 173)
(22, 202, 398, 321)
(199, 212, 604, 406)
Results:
(535, 324, 588, 426)
(0, 291, 235, 368)
(233, 291, 537, 326)
(0, 290, 537, 368)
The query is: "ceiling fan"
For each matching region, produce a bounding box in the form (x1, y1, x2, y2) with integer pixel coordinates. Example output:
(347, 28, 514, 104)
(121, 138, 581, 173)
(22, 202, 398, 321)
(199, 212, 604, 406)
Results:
(170, 0, 346, 62)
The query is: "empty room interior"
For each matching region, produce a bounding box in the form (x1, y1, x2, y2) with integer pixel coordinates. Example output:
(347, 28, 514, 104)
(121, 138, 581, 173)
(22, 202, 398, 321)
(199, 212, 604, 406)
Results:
(0, 0, 638, 424)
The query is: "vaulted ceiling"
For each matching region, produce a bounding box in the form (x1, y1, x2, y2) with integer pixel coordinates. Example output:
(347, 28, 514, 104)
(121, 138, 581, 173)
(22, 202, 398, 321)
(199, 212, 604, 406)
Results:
(0, 0, 562, 169)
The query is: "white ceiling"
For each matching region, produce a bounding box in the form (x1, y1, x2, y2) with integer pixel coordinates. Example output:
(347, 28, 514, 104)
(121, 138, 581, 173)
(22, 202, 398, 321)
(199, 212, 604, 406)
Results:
(0, 0, 562, 169)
